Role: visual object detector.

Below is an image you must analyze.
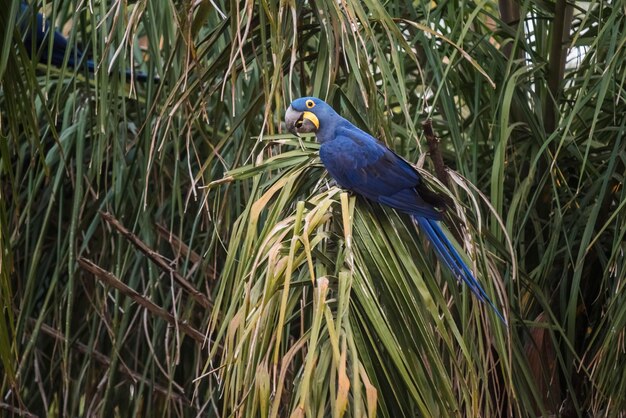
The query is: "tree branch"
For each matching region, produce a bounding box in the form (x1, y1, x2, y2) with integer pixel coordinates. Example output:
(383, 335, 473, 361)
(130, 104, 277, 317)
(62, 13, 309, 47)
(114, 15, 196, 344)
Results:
(78, 257, 209, 345)
(422, 119, 450, 187)
(100, 211, 212, 310)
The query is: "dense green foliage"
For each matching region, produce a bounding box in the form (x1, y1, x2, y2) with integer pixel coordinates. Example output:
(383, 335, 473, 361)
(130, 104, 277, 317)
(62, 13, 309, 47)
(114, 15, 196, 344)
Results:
(1, 0, 625, 416)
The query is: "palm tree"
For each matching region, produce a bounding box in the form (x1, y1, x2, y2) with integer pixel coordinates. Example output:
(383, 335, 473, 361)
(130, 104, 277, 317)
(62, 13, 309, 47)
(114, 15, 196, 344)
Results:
(1, 0, 624, 416)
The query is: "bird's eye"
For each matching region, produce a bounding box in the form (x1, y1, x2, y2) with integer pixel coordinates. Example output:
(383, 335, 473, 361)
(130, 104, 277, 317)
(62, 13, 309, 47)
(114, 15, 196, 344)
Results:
(306, 100, 315, 108)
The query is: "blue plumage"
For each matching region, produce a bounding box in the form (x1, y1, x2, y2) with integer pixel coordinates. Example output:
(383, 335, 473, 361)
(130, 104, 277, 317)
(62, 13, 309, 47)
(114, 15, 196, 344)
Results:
(285, 97, 506, 323)
(17, 2, 152, 82)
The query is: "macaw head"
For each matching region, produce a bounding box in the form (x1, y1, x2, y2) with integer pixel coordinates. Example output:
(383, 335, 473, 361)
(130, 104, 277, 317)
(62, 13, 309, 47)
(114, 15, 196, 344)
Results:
(285, 97, 339, 137)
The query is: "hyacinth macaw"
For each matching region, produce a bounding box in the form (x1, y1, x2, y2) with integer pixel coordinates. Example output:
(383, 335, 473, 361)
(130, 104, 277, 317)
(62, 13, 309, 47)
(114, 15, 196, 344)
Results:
(285, 97, 505, 323)
(17, 2, 152, 82)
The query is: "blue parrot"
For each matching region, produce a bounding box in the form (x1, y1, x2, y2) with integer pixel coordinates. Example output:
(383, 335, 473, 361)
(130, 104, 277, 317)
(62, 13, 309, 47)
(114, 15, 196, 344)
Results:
(17, 2, 153, 82)
(285, 97, 506, 324)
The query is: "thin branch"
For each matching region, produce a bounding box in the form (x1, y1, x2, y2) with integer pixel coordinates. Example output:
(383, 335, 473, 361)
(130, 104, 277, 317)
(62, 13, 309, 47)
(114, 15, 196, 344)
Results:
(0, 403, 38, 418)
(0, 402, 38, 418)
(498, 0, 523, 61)
(77, 257, 208, 345)
(422, 119, 450, 187)
(155, 223, 217, 281)
(99, 211, 212, 309)
(545, 0, 573, 134)
(31, 321, 192, 406)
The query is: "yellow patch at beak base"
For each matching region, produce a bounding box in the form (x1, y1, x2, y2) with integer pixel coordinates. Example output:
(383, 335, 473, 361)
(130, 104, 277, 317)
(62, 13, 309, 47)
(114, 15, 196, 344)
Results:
(302, 111, 320, 129)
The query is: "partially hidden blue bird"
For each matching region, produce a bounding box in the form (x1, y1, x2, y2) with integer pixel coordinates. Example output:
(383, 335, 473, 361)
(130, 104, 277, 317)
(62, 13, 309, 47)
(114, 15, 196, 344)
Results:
(285, 97, 506, 324)
(17, 2, 153, 82)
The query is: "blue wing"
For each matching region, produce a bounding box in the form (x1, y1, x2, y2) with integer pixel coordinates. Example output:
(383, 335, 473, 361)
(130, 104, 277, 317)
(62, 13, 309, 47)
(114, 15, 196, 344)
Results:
(319, 124, 442, 220)
(318, 120, 506, 323)
(18, 2, 152, 82)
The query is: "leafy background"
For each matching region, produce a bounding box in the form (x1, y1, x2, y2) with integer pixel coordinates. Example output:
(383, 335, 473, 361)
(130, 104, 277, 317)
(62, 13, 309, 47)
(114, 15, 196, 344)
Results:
(1, 0, 625, 416)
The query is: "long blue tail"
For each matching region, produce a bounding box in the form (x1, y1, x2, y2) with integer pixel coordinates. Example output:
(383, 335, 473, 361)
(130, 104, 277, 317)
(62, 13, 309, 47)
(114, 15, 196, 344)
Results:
(414, 216, 506, 324)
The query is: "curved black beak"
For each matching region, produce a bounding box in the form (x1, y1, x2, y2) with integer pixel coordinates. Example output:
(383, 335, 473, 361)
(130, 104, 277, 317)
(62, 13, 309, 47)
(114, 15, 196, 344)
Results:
(285, 105, 319, 137)
(285, 105, 303, 137)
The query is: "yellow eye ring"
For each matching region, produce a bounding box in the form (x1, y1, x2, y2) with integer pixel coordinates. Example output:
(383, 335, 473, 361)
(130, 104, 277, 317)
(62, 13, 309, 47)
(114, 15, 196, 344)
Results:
(305, 99, 315, 108)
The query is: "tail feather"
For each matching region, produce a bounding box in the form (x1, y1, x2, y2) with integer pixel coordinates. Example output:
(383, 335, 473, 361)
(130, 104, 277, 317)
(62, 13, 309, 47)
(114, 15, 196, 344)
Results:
(414, 216, 506, 324)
